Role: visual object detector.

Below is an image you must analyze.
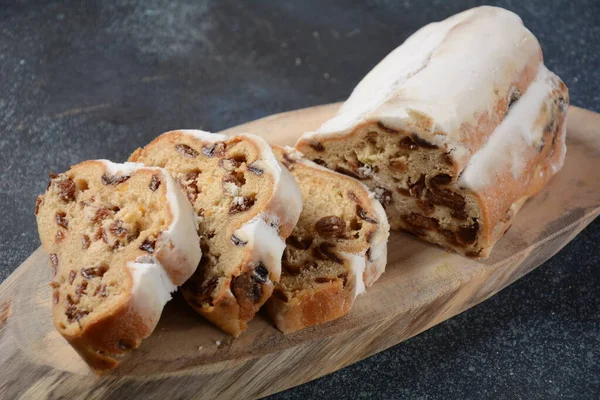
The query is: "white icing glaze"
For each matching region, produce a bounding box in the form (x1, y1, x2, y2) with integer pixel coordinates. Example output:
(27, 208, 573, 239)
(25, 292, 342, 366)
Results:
(555, 113, 568, 172)
(99, 159, 146, 176)
(299, 6, 541, 166)
(458, 65, 562, 190)
(156, 167, 203, 285)
(364, 192, 390, 287)
(239, 133, 303, 234)
(339, 251, 366, 297)
(175, 129, 228, 143)
(126, 260, 177, 326)
(309, 8, 472, 138)
(233, 212, 286, 281)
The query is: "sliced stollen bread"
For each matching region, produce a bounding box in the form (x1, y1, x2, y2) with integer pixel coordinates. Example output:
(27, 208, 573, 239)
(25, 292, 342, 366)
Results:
(35, 160, 201, 372)
(130, 130, 302, 336)
(267, 146, 389, 333)
(295, 6, 568, 258)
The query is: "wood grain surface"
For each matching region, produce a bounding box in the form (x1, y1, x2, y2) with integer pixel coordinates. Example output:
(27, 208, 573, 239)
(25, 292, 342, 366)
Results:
(1, 104, 599, 400)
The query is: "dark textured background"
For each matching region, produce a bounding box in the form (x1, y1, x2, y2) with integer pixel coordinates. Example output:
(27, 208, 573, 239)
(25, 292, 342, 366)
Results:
(1, 0, 598, 398)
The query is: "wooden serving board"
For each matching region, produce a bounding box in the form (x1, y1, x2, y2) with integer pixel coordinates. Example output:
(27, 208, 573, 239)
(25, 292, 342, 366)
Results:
(1, 104, 599, 399)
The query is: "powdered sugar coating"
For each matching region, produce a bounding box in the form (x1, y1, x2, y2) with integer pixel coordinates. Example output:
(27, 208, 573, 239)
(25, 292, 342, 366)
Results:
(299, 6, 542, 166)
(458, 65, 566, 190)
(232, 213, 286, 282)
(364, 192, 390, 287)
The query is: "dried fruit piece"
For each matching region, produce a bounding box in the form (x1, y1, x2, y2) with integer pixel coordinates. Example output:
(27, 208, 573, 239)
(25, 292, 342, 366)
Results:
(220, 158, 240, 171)
(397, 187, 411, 197)
(402, 212, 439, 231)
(334, 166, 360, 180)
(55, 211, 69, 229)
(81, 265, 108, 279)
(373, 187, 393, 207)
(312, 243, 343, 264)
(412, 135, 438, 149)
(185, 277, 218, 306)
(426, 187, 466, 211)
(309, 141, 325, 152)
(408, 175, 426, 198)
(175, 144, 199, 158)
(75, 281, 88, 299)
(457, 221, 479, 245)
(149, 174, 161, 191)
(93, 284, 108, 297)
(347, 191, 360, 203)
(229, 196, 256, 214)
(101, 228, 109, 244)
(430, 174, 452, 186)
(231, 235, 247, 247)
(56, 177, 77, 202)
(315, 216, 346, 238)
(101, 174, 131, 185)
(68, 270, 76, 284)
(232, 272, 263, 308)
(272, 288, 289, 302)
(139, 238, 156, 253)
(201, 143, 225, 157)
(53, 290, 60, 304)
(356, 206, 378, 224)
(416, 199, 435, 215)
(287, 235, 313, 250)
(66, 305, 89, 323)
(82, 235, 91, 249)
(55, 230, 65, 243)
(222, 172, 245, 190)
(93, 207, 114, 223)
(177, 172, 200, 203)
(49, 253, 59, 277)
(253, 263, 269, 283)
(109, 220, 128, 238)
(247, 163, 264, 175)
(399, 136, 418, 150)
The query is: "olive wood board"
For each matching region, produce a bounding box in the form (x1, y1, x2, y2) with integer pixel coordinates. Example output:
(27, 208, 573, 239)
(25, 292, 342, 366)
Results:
(1, 104, 599, 400)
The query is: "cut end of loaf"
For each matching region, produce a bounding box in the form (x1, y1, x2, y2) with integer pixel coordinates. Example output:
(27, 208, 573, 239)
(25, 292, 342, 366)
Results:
(267, 146, 389, 333)
(130, 131, 301, 336)
(35, 161, 200, 371)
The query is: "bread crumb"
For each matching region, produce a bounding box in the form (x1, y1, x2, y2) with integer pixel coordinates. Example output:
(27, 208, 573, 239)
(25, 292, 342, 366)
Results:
(215, 340, 221, 346)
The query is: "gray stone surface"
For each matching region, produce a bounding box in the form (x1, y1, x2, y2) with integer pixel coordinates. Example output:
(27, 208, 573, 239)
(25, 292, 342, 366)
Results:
(0, 0, 598, 398)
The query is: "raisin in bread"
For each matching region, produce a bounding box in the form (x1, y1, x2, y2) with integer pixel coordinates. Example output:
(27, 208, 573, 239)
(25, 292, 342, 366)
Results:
(296, 6, 568, 258)
(130, 130, 302, 336)
(266, 147, 389, 333)
(35, 160, 201, 372)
